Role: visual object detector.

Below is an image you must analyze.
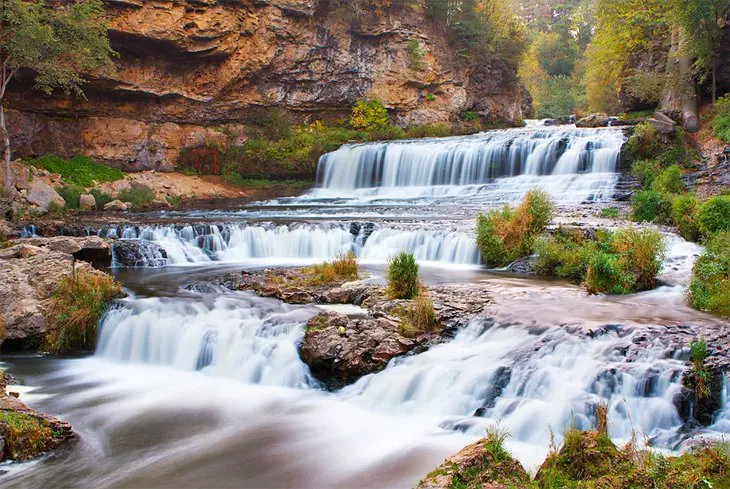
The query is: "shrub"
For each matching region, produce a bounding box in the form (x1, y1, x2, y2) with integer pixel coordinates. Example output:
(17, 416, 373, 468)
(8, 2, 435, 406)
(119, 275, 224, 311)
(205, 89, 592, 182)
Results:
(612, 227, 665, 291)
(623, 122, 664, 162)
(631, 159, 662, 189)
(117, 183, 155, 208)
(534, 230, 598, 283)
(27, 155, 124, 187)
(698, 195, 730, 238)
(397, 289, 439, 338)
(56, 185, 84, 210)
(688, 231, 730, 316)
(711, 94, 730, 142)
(387, 252, 420, 299)
(45, 269, 122, 354)
(651, 165, 684, 194)
(477, 189, 555, 267)
(460, 110, 480, 122)
(631, 190, 672, 224)
(599, 207, 620, 219)
(689, 337, 711, 399)
(404, 123, 452, 138)
(586, 252, 633, 295)
(671, 194, 700, 241)
(305, 252, 359, 285)
(351, 99, 391, 131)
(365, 125, 405, 141)
(90, 188, 114, 210)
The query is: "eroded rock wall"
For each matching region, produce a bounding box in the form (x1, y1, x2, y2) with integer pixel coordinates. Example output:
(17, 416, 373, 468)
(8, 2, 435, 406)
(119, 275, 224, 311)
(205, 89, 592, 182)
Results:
(6, 0, 525, 171)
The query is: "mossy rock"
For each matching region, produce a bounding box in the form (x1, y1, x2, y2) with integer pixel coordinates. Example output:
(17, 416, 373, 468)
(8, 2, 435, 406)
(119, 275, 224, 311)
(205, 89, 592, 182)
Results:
(0, 410, 64, 461)
(418, 437, 530, 489)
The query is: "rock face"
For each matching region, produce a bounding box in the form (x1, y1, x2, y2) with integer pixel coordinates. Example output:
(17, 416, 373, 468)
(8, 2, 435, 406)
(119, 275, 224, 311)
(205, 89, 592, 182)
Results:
(417, 436, 530, 489)
(0, 236, 112, 343)
(7, 1, 524, 171)
(112, 240, 168, 267)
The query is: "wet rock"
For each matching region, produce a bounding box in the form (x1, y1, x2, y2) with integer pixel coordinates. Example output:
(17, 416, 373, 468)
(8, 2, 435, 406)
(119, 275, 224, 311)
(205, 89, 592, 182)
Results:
(349, 222, 375, 243)
(26, 181, 65, 212)
(112, 240, 168, 268)
(417, 437, 530, 489)
(505, 255, 535, 274)
(79, 193, 96, 210)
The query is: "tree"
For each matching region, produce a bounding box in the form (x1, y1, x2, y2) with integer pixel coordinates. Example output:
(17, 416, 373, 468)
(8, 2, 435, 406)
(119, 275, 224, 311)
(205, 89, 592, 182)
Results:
(0, 0, 116, 190)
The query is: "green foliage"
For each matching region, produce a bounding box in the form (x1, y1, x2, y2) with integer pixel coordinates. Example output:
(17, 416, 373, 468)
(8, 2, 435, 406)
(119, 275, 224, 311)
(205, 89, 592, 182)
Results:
(711, 94, 730, 142)
(26, 155, 124, 187)
(624, 70, 665, 105)
(670, 0, 727, 83)
(45, 269, 121, 354)
(425, 93, 436, 102)
(599, 207, 620, 219)
(672, 193, 700, 241)
(623, 123, 665, 162)
(404, 123, 451, 139)
(688, 231, 730, 316)
(405, 39, 425, 71)
(387, 252, 420, 300)
(689, 337, 712, 399)
(536, 75, 577, 118)
(631, 190, 672, 224)
(0, 0, 116, 97)
(631, 159, 662, 189)
(534, 32, 580, 77)
(536, 227, 664, 294)
(460, 111, 480, 122)
(90, 188, 114, 210)
(55, 185, 84, 210)
(476, 189, 555, 267)
(351, 99, 391, 131)
(651, 165, 684, 194)
(698, 195, 730, 238)
(117, 183, 155, 208)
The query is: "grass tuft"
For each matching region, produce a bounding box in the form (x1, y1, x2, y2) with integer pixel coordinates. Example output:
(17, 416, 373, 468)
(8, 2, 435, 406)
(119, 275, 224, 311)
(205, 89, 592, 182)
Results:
(303, 252, 359, 285)
(397, 288, 439, 338)
(387, 252, 420, 300)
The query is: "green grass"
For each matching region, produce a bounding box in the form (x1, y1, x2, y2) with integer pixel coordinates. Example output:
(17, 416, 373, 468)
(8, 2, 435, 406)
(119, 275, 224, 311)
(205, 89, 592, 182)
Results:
(688, 231, 730, 316)
(598, 207, 620, 219)
(44, 269, 122, 354)
(387, 252, 420, 300)
(476, 189, 554, 267)
(27, 155, 124, 187)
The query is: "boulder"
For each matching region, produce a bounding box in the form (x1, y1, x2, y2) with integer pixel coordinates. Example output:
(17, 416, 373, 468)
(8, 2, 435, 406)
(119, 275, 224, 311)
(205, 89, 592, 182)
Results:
(417, 437, 530, 489)
(576, 113, 611, 128)
(26, 181, 65, 212)
(79, 193, 96, 210)
(103, 199, 128, 211)
(112, 240, 168, 267)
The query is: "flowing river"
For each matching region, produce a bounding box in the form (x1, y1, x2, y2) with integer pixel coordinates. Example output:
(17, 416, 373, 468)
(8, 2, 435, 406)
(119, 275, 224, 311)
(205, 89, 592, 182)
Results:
(2, 124, 728, 488)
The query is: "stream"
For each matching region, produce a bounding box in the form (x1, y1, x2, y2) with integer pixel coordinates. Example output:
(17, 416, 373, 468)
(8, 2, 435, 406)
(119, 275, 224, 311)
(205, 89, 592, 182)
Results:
(2, 124, 728, 488)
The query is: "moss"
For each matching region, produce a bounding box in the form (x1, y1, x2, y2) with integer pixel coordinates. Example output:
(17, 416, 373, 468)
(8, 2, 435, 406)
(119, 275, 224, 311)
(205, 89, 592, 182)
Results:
(0, 410, 59, 461)
(44, 269, 122, 354)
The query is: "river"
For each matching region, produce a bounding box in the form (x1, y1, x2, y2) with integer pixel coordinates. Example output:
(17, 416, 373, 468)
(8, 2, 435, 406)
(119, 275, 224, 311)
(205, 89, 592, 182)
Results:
(2, 124, 728, 488)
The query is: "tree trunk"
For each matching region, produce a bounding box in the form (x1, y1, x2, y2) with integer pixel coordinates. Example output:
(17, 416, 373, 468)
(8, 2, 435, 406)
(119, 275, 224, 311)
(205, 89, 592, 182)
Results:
(661, 29, 700, 132)
(0, 103, 11, 191)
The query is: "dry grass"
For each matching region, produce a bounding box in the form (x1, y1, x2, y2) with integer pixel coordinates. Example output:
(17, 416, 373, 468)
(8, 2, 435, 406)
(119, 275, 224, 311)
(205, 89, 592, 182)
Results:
(44, 269, 122, 354)
(397, 288, 440, 338)
(0, 411, 56, 461)
(302, 252, 359, 285)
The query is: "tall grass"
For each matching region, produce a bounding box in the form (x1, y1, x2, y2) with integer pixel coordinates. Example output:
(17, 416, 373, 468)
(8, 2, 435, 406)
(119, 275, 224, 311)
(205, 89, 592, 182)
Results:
(387, 252, 420, 299)
(397, 288, 439, 338)
(304, 252, 359, 285)
(45, 269, 121, 354)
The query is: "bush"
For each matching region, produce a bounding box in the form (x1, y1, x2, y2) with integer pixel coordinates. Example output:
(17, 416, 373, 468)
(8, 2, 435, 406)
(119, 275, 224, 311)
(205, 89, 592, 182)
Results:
(387, 252, 420, 299)
(460, 110, 480, 122)
(117, 183, 155, 208)
(304, 252, 359, 285)
(671, 194, 700, 241)
(534, 230, 599, 283)
(56, 185, 84, 210)
(90, 188, 114, 211)
(612, 227, 665, 291)
(688, 231, 730, 316)
(631, 160, 662, 189)
(27, 155, 124, 187)
(698, 195, 730, 238)
(351, 99, 391, 131)
(711, 94, 730, 142)
(623, 123, 665, 162)
(631, 190, 672, 224)
(585, 252, 633, 295)
(477, 189, 555, 267)
(45, 269, 122, 354)
(651, 165, 684, 194)
(397, 289, 439, 338)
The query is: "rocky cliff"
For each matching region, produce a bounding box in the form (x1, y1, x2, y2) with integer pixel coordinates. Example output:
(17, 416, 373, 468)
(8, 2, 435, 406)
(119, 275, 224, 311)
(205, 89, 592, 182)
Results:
(6, 0, 525, 172)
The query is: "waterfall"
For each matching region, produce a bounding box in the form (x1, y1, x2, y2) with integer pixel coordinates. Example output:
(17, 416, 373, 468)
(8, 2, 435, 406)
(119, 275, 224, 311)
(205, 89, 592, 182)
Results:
(308, 126, 625, 203)
(109, 223, 482, 267)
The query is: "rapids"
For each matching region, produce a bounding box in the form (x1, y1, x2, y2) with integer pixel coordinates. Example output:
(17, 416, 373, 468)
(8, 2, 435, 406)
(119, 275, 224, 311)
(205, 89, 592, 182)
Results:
(2, 124, 726, 489)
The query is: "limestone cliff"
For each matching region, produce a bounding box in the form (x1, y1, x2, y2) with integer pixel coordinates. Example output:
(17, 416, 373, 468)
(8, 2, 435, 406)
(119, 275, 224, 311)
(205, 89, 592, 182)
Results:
(6, 0, 525, 172)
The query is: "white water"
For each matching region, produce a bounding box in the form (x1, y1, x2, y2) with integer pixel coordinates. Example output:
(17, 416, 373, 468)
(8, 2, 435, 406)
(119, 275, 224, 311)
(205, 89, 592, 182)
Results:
(309, 126, 625, 204)
(109, 223, 482, 268)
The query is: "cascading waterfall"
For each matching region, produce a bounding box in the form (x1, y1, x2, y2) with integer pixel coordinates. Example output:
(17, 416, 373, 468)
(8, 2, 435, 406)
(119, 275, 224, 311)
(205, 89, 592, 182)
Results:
(108, 223, 482, 267)
(308, 126, 625, 203)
